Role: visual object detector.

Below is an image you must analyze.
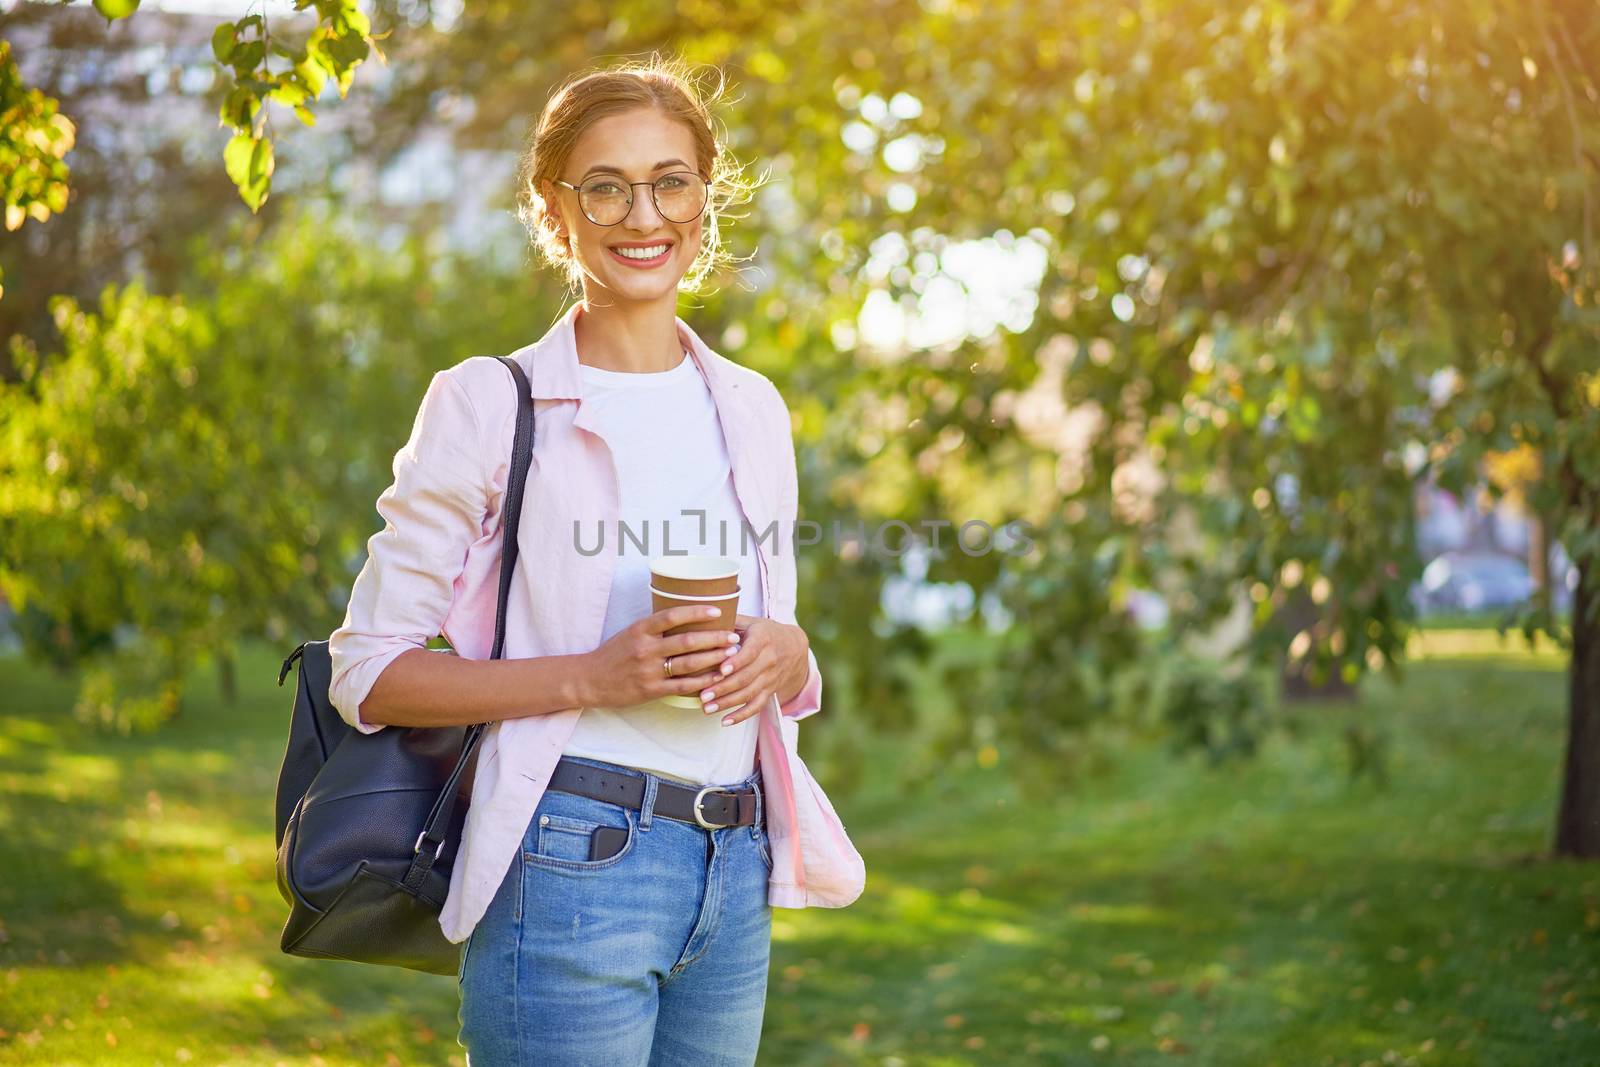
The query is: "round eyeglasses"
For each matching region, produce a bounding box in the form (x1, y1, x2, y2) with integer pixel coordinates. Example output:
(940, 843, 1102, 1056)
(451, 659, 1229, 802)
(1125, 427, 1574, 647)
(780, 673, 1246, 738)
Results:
(552, 171, 710, 227)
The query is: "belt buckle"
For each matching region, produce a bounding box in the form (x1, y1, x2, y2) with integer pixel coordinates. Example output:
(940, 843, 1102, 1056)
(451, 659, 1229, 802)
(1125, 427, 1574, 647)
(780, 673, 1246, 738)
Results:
(692, 785, 736, 830)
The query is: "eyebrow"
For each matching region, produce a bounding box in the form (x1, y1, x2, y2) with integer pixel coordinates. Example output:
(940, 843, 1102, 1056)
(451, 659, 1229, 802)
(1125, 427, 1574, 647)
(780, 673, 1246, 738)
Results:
(579, 159, 692, 180)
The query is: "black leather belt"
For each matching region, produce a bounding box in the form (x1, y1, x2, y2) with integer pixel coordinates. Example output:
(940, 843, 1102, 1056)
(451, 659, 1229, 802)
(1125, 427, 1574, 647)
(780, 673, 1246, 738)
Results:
(548, 756, 760, 830)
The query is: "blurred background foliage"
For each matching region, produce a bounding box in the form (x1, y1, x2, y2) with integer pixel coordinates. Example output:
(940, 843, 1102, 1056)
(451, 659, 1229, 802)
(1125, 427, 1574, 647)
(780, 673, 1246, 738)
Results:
(1, 0, 1598, 850)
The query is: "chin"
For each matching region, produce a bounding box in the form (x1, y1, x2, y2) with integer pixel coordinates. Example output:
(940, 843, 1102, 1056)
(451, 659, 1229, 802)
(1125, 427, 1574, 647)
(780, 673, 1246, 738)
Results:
(606, 278, 683, 304)
(599, 263, 688, 301)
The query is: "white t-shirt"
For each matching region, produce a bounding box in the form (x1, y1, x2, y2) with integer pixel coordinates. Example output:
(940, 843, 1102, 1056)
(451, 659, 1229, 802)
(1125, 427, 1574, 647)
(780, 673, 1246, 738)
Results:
(561, 347, 765, 787)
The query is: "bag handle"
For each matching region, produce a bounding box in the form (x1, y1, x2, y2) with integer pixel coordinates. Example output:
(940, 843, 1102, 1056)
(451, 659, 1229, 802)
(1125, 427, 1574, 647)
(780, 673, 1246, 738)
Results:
(404, 355, 536, 883)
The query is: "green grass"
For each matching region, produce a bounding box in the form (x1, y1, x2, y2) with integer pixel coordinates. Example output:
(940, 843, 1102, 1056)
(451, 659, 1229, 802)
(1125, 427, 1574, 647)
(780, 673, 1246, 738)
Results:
(1, 636, 1596, 1065)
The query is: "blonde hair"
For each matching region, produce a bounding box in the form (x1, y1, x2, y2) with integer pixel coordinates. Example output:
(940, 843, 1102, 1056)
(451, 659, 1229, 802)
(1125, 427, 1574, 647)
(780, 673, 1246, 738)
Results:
(514, 53, 762, 295)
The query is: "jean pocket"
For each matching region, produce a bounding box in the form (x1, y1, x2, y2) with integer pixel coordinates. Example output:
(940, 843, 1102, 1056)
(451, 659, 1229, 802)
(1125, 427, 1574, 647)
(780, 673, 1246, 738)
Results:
(524, 800, 637, 871)
(754, 824, 773, 870)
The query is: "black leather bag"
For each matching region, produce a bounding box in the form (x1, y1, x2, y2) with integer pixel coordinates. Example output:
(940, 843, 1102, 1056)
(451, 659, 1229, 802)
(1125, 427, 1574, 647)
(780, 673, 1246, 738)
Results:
(271, 355, 534, 975)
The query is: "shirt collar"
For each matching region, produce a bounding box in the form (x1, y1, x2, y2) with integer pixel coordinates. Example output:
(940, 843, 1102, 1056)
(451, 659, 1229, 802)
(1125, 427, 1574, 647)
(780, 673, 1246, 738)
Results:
(525, 299, 729, 402)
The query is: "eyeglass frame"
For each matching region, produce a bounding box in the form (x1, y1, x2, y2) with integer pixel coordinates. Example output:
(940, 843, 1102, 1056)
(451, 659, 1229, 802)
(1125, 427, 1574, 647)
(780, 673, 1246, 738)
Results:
(550, 170, 712, 226)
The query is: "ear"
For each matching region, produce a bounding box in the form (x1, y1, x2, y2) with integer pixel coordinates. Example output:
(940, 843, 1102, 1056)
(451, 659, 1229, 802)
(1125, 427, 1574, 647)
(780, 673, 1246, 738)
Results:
(539, 179, 566, 237)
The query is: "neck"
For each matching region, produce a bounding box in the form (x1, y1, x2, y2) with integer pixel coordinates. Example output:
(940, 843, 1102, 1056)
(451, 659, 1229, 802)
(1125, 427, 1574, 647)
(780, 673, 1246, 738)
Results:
(573, 296, 685, 373)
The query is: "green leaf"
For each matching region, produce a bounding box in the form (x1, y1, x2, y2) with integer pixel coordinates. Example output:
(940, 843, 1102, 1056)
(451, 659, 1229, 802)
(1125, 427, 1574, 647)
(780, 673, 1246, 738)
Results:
(293, 104, 316, 128)
(211, 24, 235, 64)
(248, 136, 274, 186)
(295, 58, 327, 98)
(239, 170, 270, 212)
(223, 133, 274, 209)
(311, 43, 341, 78)
(324, 31, 369, 70)
(223, 134, 258, 189)
(267, 79, 310, 107)
(230, 41, 265, 71)
(93, 0, 139, 18)
(217, 86, 259, 131)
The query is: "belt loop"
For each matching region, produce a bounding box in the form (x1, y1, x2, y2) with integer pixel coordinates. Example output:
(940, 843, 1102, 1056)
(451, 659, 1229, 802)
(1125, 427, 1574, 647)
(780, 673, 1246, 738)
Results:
(638, 774, 658, 831)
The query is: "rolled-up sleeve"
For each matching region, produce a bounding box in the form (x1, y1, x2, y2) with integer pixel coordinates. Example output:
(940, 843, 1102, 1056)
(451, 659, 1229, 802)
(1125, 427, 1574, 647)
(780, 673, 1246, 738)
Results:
(778, 645, 823, 721)
(328, 370, 488, 733)
(768, 385, 823, 722)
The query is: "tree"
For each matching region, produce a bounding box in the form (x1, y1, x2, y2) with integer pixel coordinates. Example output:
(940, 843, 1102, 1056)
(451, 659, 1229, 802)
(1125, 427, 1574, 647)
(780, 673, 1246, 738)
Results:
(390, 1, 1598, 846)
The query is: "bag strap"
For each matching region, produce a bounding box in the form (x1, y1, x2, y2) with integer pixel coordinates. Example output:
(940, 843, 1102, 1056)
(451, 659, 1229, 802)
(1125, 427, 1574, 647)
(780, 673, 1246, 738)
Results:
(489, 354, 536, 663)
(404, 355, 535, 884)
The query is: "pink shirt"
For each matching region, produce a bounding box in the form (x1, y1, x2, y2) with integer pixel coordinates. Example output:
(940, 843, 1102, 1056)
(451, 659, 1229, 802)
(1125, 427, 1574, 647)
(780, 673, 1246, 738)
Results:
(327, 300, 866, 944)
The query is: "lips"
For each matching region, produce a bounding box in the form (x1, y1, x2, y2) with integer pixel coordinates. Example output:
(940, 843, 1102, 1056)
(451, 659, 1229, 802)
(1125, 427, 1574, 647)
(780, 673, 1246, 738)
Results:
(607, 241, 674, 267)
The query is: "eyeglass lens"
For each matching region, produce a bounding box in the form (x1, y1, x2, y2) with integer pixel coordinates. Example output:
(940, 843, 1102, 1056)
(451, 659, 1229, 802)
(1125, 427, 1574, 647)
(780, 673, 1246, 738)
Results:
(579, 173, 707, 225)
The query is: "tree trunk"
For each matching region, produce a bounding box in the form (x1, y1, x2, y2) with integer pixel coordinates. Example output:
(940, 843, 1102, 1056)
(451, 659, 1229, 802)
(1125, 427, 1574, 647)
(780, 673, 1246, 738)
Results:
(1529, 510, 1552, 617)
(1555, 557, 1600, 858)
(1278, 590, 1356, 703)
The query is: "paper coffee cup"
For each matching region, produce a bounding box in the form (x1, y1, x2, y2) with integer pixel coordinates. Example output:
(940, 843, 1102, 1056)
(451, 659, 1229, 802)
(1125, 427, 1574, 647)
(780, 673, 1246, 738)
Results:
(649, 555, 741, 710)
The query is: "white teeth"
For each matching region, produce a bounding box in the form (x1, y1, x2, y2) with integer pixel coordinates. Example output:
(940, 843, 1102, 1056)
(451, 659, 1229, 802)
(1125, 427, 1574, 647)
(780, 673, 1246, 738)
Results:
(614, 244, 669, 260)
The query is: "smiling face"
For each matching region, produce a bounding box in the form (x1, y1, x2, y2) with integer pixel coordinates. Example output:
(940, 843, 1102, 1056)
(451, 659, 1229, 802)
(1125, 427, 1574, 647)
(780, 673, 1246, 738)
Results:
(541, 107, 706, 305)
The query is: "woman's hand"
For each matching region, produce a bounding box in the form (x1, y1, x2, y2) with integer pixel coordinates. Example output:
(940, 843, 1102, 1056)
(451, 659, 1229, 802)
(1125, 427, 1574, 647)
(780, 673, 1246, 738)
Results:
(697, 614, 810, 726)
(579, 605, 742, 708)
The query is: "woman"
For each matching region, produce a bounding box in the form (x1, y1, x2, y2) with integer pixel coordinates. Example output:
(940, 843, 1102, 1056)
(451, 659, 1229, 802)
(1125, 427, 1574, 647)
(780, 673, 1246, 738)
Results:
(325, 56, 864, 1066)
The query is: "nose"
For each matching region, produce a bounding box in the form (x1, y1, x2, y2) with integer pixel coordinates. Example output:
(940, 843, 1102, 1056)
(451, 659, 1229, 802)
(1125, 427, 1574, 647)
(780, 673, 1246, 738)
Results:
(622, 185, 666, 231)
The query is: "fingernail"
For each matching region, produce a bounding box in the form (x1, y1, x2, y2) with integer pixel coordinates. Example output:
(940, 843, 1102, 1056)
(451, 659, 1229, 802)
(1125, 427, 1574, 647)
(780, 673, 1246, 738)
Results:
(705, 608, 719, 618)
(729, 632, 741, 643)
(721, 716, 734, 725)
(723, 645, 737, 657)
(702, 689, 715, 700)
(720, 662, 732, 675)
(705, 702, 719, 713)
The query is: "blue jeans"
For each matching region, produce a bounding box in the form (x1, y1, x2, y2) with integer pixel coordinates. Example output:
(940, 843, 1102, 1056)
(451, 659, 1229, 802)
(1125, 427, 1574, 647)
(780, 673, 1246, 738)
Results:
(456, 755, 775, 1066)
